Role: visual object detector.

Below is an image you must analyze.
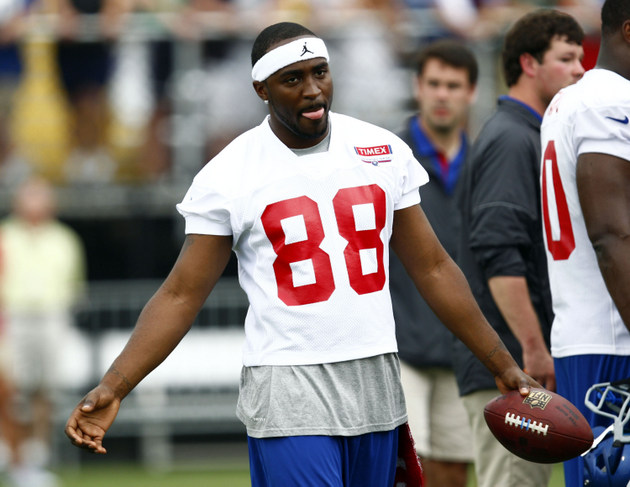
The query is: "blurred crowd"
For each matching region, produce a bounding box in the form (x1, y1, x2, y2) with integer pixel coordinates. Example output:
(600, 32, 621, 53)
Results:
(0, 0, 602, 189)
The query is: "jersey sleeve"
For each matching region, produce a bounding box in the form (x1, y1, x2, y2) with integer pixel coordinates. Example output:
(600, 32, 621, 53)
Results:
(574, 105, 630, 162)
(396, 146, 429, 210)
(176, 180, 233, 236)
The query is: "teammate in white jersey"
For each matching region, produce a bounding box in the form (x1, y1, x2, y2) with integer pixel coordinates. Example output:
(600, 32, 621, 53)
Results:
(540, 0, 630, 485)
(65, 22, 537, 486)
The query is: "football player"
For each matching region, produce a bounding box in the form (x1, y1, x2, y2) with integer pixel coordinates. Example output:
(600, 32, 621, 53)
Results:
(65, 22, 538, 486)
(540, 0, 630, 485)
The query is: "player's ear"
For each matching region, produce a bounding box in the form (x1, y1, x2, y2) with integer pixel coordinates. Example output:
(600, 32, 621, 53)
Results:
(520, 52, 539, 78)
(253, 81, 269, 104)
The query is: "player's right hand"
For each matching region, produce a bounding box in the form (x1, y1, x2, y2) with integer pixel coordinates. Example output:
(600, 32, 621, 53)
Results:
(65, 385, 121, 454)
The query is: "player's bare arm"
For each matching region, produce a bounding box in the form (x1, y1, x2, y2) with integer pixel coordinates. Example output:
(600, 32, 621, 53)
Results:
(65, 234, 233, 453)
(577, 152, 630, 329)
(487, 276, 555, 391)
(390, 204, 539, 395)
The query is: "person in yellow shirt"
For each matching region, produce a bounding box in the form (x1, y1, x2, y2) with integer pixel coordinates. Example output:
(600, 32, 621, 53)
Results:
(0, 176, 85, 485)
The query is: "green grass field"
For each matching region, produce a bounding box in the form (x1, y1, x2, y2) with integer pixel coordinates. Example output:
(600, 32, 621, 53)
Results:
(53, 462, 565, 487)
(467, 463, 565, 486)
(56, 465, 252, 487)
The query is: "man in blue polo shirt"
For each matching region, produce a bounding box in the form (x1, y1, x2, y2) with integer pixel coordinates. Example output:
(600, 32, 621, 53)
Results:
(390, 39, 477, 487)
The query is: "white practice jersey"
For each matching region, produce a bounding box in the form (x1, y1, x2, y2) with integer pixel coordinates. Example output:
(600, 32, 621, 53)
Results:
(177, 112, 428, 366)
(540, 69, 630, 358)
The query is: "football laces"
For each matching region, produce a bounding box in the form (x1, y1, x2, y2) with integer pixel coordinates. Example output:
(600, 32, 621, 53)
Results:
(504, 412, 549, 435)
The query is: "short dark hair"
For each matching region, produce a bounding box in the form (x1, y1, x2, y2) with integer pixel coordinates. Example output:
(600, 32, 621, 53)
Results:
(502, 9, 584, 87)
(415, 39, 478, 86)
(601, 0, 630, 37)
(251, 22, 317, 67)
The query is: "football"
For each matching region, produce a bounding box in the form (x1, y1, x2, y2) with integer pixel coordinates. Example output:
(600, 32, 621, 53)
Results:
(484, 388, 593, 463)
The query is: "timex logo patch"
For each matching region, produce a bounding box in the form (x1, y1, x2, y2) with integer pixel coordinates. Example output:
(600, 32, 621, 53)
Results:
(354, 145, 393, 165)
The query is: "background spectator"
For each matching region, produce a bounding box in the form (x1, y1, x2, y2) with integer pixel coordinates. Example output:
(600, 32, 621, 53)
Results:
(0, 0, 36, 186)
(54, 0, 127, 184)
(0, 176, 86, 485)
(453, 9, 584, 487)
(390, 39, 477, 487)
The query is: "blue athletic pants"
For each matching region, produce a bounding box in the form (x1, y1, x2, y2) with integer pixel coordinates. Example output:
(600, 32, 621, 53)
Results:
(248, 428, 399, 487)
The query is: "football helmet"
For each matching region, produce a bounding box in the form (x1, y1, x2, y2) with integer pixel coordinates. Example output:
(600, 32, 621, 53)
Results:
(585, 379, 630, 446)
(582, 426, 630, 486)
(583, 379, 630, 487)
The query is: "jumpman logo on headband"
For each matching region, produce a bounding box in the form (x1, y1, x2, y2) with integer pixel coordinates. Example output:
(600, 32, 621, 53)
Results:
(301, 42, 314, 56)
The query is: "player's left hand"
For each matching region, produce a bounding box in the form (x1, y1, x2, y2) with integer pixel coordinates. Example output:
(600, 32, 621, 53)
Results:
(494, 365, 542, 397)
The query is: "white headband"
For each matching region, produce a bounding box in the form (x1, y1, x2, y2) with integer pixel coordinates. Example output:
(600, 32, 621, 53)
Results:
(252, 37, 329, 82)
